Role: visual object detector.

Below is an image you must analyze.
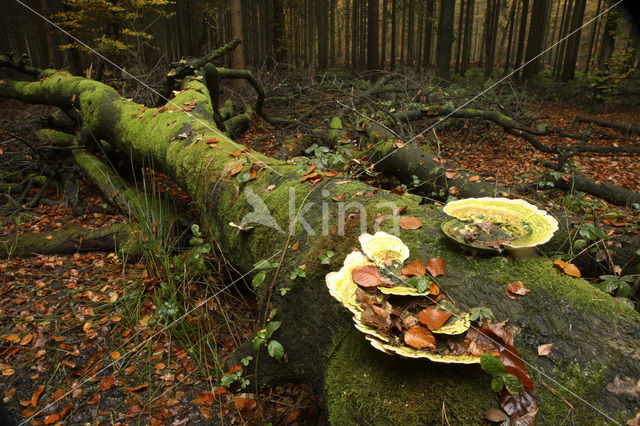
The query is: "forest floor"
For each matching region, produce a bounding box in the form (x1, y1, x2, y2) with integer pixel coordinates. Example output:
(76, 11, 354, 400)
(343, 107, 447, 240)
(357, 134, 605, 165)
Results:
(1, 77, 639, 424)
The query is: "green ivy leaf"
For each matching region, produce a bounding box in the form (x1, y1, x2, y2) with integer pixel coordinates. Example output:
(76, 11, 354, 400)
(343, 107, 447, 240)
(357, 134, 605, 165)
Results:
(267, 340, 284, 361)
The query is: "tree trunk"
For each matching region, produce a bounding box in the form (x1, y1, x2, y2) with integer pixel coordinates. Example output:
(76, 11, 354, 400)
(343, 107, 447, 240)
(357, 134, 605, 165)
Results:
(391, 0, 397, 69)
(584, 0, 603, 73)
(522, 0, 549, 80)
(367, 0, 380, 71)
(381, 0, 388, 68)
(422, 0, 434, 68)
(514, 0, 530, 78)
(273, 0, 286, 65)
(436, 0, 456, 80)
(230, 0, 244, 71)
(2, 68, 639, 425)
(560, 0, 586, 81)
(455, 0, 466, 74)
(461, 0, 474, 75)
(504, 0, 518, 74)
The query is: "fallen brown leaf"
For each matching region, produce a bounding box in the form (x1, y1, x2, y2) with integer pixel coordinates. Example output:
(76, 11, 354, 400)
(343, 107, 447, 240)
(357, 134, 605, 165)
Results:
(351, 265, 383, 288)
(426, 258, 446, 277)
(399, 216, 422, 230)
(537, 343, 553, 357)
(404, 325, 436, 349)
(401, 259, 426, 277)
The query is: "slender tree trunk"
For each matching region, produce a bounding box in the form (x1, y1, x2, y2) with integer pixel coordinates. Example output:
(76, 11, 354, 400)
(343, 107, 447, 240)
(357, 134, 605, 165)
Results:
(504, 0, 517, 74)
(352, 0, 359, 68)
(273, 0, 286, 65)
(230, 0, 245, 72)
(407, 0, 415, 65)
(455, 0, 466, 74)
(318, 0, 329, 69)
(422, 0, 435, 68)
(585, 0, 603, 73)
(381, 0, 388, 68)
(345, 0, 351, 67)
(554, 0, 573, 78)
(367, 0, 380, 71)
(514, 0, 530, 78)
(391, 0, 397, 69)
(522, 0, 549, 80)
(400, 0, 406, 65)
(560, 0, 586, 81)
(331, 0, 336, 66)
(461, 0, 474, 74)
(436, 0, 456, 80)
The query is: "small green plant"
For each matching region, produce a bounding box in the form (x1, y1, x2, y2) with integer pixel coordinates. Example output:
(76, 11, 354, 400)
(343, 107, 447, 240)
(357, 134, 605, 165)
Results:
(319, 250, 334, 265)
(406, 276, 429, 293)
(480, 354, 524, 395)
(290, 266, 306, 280)
(279, 287, 291, 296)
(252, 311, 285, 361)
(598, 274, 638, 299)
(252, 258, 279, 290)
(221, 366, 250, 389)
(304, 143, 348, 170)
(469, 307, 495, 322)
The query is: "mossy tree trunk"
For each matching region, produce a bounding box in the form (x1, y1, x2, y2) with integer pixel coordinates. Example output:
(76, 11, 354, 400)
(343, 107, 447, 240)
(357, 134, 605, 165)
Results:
(1, 70, 639, 424)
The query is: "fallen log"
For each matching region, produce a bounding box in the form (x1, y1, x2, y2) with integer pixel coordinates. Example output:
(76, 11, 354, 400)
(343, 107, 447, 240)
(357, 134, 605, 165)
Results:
(1, 69, 639, 424)
(0, 222, 134, 258)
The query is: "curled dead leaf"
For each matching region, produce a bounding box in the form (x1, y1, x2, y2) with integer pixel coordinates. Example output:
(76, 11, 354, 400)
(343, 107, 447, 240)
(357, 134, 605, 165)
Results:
(553, 259, 581, 277)
(506, 281, 531, 299)
(537, 343, 553, 356)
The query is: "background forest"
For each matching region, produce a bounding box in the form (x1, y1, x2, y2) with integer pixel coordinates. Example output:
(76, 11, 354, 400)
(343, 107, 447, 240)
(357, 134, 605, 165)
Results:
(1, 0, 640, 425)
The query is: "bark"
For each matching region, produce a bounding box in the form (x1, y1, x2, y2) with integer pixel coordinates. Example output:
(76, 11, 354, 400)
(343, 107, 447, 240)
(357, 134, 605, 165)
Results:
(436, 0, 456, 80)
(230, 0, 245, 72)
(1, 69, 639, 424)
(522, 0, 549, 80)
(560, 0, 587, 81)
(514, 0, 530, 78)
(0, 223, 135, 258)
(367, 0, 380, 72)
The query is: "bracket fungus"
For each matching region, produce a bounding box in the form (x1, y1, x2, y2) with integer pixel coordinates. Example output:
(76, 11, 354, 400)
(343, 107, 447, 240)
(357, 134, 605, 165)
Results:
(441, 197, 559, 252)
(325, 232, 478, 364)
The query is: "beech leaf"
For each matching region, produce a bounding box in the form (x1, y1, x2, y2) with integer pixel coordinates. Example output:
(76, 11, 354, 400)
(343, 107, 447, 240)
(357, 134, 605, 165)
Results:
(426, 258, 446, 277)
(537, 343, 553, 356)
(404, 325, 436, 349)
(351, 265, 383, 288)
(418, 308, 452, 330)
(399, 216, 422, 230)
(506, 281, 530, 299)
(401, 259, 426, 277)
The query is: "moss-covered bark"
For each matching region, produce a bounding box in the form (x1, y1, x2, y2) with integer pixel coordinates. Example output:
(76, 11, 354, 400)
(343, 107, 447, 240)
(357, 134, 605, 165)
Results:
(1, 71, 639, 423)
(0, 223, 135, 258)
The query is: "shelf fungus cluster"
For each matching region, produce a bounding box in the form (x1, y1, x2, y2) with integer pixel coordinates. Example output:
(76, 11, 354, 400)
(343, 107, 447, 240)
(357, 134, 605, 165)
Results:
(327, 232, 485, 364)
(441, 197, 559, 253)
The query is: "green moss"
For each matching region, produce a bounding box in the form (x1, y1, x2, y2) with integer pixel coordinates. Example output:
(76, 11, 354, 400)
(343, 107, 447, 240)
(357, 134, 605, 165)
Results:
(326, 331, 496, 425)
(535, 361, 611, 424)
